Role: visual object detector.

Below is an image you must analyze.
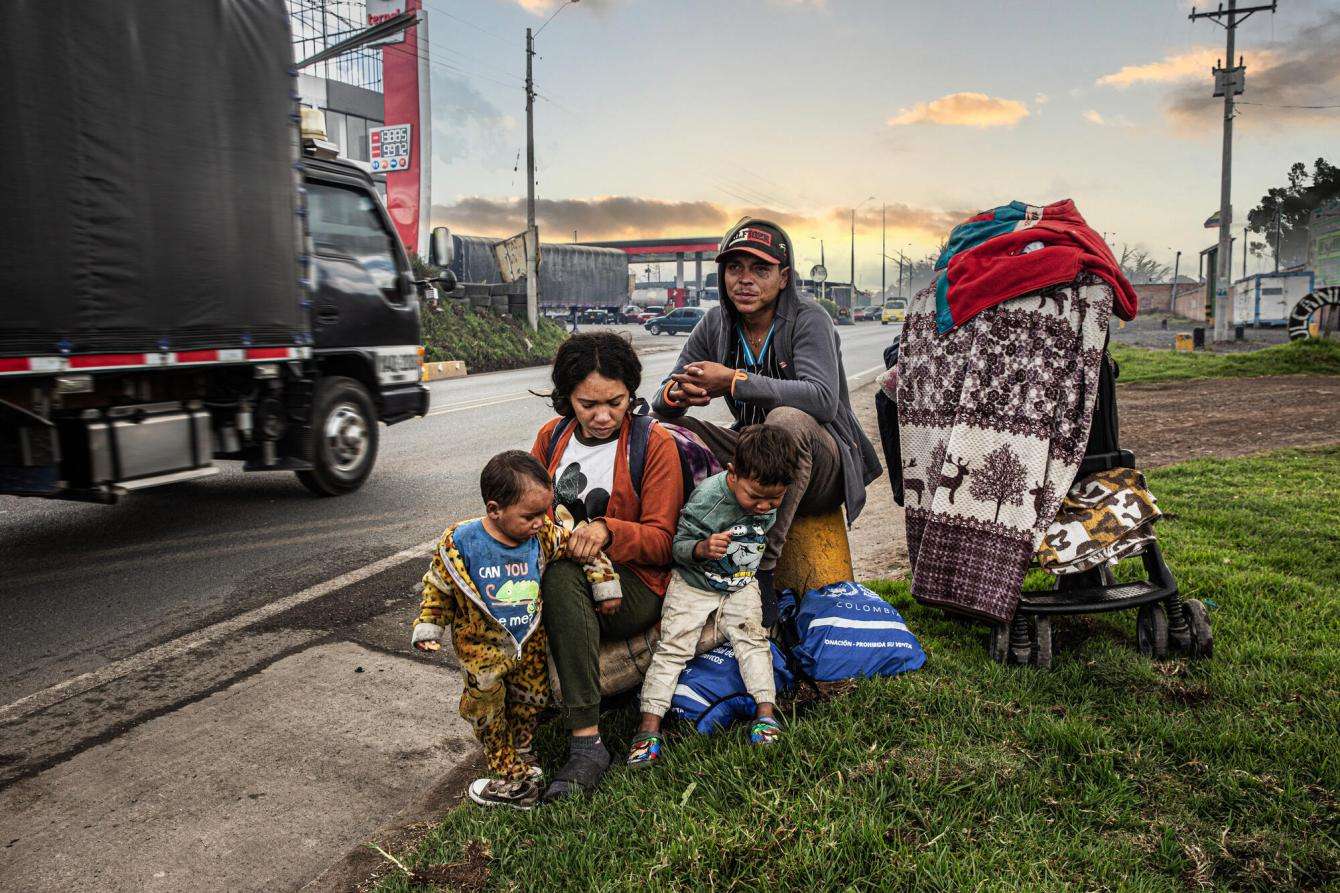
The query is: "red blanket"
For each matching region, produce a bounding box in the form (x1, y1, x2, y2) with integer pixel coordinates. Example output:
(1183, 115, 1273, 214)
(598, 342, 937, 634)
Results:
(941, 200, 1138, 331)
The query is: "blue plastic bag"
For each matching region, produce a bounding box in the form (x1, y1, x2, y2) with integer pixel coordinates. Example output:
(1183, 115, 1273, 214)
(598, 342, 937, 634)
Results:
(667, 642, 794, 734)
(785, 581, 926, 682)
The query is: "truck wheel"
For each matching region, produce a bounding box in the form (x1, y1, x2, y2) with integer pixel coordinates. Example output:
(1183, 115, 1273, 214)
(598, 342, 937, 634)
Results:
(296, 376, 378, 497)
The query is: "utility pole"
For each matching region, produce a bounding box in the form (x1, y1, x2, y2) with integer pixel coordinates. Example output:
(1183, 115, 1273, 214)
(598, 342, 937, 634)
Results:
(1171, 250, 1182, 311)
(1190, 0, 1275, 341)
(850, 209, 856, 304)
(524, 27, 538, 330)
(880, 204, 886, 302)
(1243, 225, 1249, 278)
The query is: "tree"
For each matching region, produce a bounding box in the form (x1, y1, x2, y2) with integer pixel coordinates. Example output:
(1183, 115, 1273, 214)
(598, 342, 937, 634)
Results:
(1247, 158, 1340, 269)
(968, 444, 1027, 523)
(1117, 245, 1172, 284)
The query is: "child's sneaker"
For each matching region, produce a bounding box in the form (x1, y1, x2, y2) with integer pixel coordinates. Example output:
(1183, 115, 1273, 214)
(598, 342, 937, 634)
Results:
(750, 717, 782, 746)
(467, 777, 540, 810)
(625, 732, 663, 767)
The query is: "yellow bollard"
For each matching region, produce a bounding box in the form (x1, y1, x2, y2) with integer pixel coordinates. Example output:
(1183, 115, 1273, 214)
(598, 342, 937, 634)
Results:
(1174, 332, 1194, 352)
(773, 508, 854, 595)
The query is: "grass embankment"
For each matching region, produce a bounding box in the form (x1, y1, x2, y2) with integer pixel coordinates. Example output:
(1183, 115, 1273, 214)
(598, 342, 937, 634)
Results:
(420, 299, 569, 374)
(378, 448, 1339, 892)
(1111, 338, 1340, 384)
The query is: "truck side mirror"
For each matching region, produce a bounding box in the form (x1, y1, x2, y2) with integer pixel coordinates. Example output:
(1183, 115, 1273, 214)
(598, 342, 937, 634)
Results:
(429, 227, 453, 268)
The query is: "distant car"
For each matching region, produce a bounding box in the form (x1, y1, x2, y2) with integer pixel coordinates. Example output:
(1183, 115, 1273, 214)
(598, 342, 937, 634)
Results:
(852, 306, 877, 321)
(645, 306, 706, 335)
(881, 299, 907, 325)
(579, 308, 619, 324)
(636, 305, 664, 323)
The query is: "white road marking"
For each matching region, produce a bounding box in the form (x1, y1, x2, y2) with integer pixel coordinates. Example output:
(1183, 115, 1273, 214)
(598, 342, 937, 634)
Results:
(847, 363, 886, 385)
(0, 538, 437, 723)
(425, 392, 532, 417)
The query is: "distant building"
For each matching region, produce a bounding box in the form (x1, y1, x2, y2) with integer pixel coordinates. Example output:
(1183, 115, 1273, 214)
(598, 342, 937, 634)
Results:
(288, 1, 385, 190)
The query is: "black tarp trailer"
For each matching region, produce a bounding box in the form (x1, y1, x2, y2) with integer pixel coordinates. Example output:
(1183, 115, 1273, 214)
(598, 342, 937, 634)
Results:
(0, 0, 429, 501)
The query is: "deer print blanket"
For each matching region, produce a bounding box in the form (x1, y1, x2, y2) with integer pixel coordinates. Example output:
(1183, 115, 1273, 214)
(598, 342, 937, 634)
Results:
(896, 272, 1116, 623)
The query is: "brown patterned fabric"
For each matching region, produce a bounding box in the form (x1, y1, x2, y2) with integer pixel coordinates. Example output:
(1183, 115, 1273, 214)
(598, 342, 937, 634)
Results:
(897, 273, 1114, 622)
(1037, 467, 1161, 574)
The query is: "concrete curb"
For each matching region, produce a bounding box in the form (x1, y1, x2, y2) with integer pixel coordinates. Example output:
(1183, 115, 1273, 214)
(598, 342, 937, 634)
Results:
(422, 360, 467, 381)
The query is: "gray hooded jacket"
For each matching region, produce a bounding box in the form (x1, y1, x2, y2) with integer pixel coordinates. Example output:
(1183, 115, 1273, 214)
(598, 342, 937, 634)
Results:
(651, 218, 882, 522)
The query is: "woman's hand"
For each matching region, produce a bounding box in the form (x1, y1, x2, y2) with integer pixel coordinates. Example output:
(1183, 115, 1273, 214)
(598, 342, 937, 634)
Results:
(676, 361, 737, 399)
(596, 597, 622, 616)
(567, 519, 610, 562)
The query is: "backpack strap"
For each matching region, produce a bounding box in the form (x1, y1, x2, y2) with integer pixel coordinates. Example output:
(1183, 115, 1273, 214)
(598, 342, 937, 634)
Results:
(627, 399, 654, 498)
(542, 416, 577, 468)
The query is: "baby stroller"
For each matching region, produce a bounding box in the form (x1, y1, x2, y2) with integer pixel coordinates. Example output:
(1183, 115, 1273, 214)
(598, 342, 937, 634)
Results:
(878, 343, 1213, 669)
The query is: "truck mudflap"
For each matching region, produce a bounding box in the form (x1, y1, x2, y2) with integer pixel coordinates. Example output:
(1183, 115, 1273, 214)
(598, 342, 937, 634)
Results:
(380, 383, 430, 425)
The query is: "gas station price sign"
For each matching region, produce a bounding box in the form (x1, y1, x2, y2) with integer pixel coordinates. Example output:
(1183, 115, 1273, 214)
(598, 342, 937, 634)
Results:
(369, 124, 412, 173)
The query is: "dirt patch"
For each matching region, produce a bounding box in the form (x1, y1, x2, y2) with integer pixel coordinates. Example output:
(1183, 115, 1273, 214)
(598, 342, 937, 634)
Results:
(1115, 374, 1340, 468)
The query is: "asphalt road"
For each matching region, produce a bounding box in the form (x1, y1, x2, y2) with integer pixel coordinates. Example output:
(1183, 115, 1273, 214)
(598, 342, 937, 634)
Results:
(0, 321, 898, 707)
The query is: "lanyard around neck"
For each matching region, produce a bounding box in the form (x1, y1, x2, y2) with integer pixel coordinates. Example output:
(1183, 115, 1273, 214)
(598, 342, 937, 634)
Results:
(737, 320, 776, 367)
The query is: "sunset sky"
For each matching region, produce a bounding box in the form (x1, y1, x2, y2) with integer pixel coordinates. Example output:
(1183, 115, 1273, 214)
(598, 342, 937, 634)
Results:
(420, 0, 1340, 287)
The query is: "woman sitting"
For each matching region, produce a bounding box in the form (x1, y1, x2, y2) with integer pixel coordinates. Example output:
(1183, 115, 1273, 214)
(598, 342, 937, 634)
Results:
(532, 332, 685, 802)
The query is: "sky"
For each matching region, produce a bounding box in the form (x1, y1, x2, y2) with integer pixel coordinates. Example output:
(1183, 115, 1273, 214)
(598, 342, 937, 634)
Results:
(414, 0, 1340, 288)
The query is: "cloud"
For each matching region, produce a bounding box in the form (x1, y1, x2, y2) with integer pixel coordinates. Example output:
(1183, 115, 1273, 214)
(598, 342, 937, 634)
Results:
(1082, 109, 1134, 128)
(1034, 93, 1050, 105)
(1096, 47, 1254, 88)
(887, 92, 1031, 128)
(430, 196, 965, 241)
(429, 72, 514, 165)
(1165, 11, 1340, 129)
(509, 0, 622, 14)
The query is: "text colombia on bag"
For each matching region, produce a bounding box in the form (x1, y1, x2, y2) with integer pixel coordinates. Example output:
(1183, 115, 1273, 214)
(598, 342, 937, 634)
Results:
(667, 642, 794, 735)
(792, 582, 926, 681)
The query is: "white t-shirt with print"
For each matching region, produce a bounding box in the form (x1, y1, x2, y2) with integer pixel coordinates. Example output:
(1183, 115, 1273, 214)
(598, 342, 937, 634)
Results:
(554, 432, 617, 527)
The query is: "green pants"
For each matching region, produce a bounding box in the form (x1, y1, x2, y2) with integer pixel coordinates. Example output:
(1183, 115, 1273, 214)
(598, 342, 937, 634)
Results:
(542, 559, 662, 730)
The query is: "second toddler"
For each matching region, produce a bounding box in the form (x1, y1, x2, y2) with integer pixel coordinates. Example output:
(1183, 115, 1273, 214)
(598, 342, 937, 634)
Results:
(627, 424, 799, 765)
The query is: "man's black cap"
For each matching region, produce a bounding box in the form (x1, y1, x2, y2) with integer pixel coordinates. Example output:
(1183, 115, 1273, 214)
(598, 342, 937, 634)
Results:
(717, 222, 788, 266)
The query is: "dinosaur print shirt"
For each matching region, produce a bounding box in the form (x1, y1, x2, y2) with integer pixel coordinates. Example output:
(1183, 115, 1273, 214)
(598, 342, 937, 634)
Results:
(554, 431, 617, 527)
(452, 519, 542, 646)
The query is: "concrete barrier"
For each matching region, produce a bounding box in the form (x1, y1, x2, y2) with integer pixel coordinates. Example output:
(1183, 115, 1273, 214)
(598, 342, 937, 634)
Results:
(422, 360, 467, 382)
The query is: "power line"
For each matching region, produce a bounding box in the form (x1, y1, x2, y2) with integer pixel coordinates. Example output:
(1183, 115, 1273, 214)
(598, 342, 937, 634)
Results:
(1237, 101, 1340, 109)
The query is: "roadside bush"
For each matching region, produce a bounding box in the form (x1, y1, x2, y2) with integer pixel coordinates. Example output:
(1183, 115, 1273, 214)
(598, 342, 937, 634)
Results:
(420, 299, 569, 374)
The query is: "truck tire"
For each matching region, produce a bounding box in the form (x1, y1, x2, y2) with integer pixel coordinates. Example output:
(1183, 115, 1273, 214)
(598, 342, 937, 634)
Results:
(296, 376, 378, 496)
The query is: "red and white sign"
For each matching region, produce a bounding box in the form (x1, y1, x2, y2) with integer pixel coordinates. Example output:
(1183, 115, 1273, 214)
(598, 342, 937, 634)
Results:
(380, 0, 430, 255)
(366, 0, 408, 44)
(369, 124, 412, 173)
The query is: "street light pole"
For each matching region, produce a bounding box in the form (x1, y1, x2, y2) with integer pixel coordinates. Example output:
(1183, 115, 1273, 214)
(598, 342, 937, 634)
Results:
(524, 26, 538, 330)
(880, 204, 886, 303)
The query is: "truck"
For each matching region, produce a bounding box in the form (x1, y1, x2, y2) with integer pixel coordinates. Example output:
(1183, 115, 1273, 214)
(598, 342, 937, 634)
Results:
(447, 234, 629, 315)
(0, 0, 442, 503)
(1229, 271, 1316, 327)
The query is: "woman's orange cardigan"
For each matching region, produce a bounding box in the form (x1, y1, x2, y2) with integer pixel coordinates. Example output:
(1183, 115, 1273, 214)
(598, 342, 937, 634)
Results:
(531, 414, 684, 596)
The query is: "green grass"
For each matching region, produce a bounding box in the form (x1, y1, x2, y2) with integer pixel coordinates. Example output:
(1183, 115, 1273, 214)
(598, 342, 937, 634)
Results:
(420, 299, 570, 374)
(377, 448, 1340, 892)
(1111, 338, 1340, 384)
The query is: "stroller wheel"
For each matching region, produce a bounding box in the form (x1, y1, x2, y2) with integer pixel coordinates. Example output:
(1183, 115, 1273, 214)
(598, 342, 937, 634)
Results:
(1182, 599, 1213, 659)
(1137, 603, 1169, 659)
(1030, 616, 1053, 669)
